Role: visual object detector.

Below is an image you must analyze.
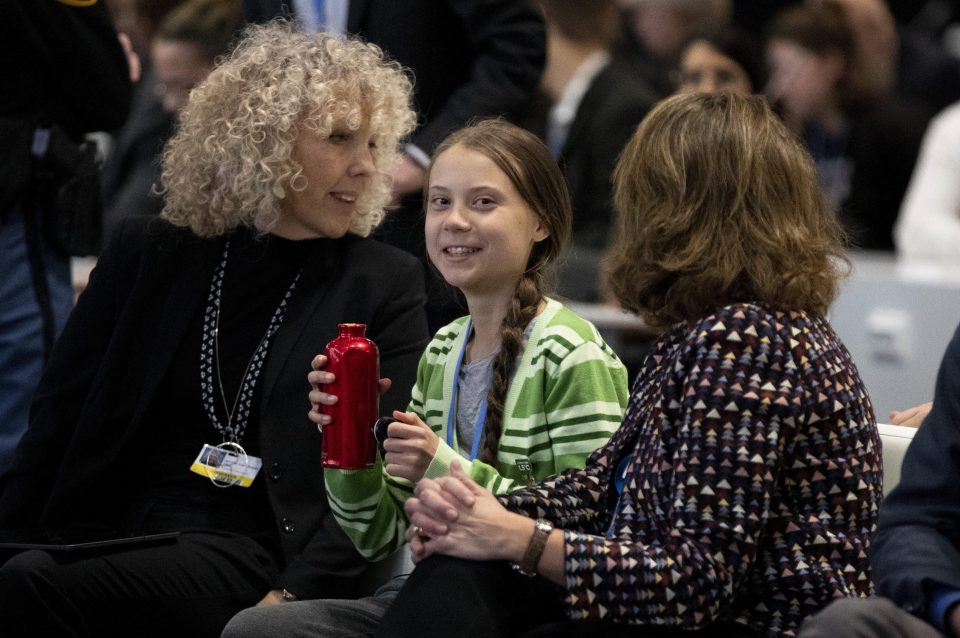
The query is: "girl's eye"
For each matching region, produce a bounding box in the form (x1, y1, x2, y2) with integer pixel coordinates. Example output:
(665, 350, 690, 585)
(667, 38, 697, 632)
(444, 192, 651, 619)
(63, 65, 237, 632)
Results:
(368, 140, 378, 150)
(329, 132, 349, 143)
(474, 196, 496, 208)
(429, 196, 450, 208)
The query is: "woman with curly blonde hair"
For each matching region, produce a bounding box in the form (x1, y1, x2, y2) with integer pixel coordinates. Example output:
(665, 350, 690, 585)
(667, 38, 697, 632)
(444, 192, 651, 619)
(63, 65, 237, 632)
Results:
(160, 19, 415, 238)
(0, 21, 429, 637)
(381, 93, 879, 638)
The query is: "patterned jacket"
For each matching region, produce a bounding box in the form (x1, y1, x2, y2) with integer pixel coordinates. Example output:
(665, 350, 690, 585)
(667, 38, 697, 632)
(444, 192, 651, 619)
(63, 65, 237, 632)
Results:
(500, 303, 880, 637)
(326, 298, 630, 560)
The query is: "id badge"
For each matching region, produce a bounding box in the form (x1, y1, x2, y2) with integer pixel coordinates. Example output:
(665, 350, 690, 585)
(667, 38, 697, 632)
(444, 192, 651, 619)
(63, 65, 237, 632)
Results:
(190, 443, 262, 488)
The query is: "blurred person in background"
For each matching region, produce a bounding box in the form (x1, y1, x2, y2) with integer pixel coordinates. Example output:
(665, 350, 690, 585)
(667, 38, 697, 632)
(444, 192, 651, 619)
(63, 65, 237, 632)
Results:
(673, 25, 766, 95)
(614, 0, 732, 97)
(766, 0, 928, 250)
(150, 0, 243, 116)
(826, 0, 960, 117)
(0, 0, 132, 476)
(518, 0, 657, 302)
(101, 0, 243, 243)
(895, 99, 960, 261)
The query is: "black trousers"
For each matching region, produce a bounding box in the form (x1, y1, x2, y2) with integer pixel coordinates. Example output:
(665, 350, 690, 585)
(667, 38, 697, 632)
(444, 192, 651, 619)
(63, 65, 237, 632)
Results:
(0, 532, 279, 638)
(376, 555, 761, 638)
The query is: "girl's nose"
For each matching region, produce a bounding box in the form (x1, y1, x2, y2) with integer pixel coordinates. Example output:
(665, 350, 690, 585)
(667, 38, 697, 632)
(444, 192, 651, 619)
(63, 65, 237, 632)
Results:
(442, 204, 470, 230)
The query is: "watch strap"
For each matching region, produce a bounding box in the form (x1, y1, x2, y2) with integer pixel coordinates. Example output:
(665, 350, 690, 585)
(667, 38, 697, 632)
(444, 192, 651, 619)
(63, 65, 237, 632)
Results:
(513, 519, 553, 577)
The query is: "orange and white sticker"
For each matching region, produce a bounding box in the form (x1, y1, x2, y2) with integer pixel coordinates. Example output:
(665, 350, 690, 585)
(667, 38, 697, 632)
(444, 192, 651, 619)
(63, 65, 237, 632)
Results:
(56, 0, 98, 7)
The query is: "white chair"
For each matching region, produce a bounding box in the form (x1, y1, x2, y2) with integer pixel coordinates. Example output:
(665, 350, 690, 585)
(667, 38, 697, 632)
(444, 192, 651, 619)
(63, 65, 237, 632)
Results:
(877, 423, 917, 496)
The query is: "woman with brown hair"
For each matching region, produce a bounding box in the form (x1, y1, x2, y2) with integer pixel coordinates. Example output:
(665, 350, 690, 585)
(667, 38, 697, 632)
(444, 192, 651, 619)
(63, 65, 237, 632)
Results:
(380, 92, 880, 638)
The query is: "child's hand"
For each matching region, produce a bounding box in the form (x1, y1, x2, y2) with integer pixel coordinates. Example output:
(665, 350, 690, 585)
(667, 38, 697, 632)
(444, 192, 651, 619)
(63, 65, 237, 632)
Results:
(382, 410, 440, 482)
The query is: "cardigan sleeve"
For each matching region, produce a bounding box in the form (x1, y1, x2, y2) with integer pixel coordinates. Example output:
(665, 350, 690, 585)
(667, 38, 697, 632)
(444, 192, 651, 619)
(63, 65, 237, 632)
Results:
(504, 313, 799, 627)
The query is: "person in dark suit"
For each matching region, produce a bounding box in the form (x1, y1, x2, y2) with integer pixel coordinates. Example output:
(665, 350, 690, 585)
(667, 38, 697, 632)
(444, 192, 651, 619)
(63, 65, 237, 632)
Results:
(797, 323, 960, 637)
(0, 22, 428, 637)
(243, 0, 546, 331)
(519, 0, 658, 302)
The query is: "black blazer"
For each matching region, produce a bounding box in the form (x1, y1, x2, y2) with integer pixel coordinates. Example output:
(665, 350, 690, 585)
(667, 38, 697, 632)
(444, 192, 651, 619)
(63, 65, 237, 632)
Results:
(559, 60, 657, 251)
(242, 0, 546, 153)
(0, 216, 429, 598)
(871, 322, 960, 617)
(517, 60, 657, 252)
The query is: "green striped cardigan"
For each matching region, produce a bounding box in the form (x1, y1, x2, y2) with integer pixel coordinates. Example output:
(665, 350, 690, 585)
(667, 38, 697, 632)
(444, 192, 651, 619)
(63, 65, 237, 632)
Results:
(324, 298, 629, 560)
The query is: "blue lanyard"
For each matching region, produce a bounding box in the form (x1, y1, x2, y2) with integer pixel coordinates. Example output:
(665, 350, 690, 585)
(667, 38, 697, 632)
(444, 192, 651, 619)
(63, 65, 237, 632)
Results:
(607, 453, 634, 537)
(614, 454, 633, 495)
(446, 319, 490, 461)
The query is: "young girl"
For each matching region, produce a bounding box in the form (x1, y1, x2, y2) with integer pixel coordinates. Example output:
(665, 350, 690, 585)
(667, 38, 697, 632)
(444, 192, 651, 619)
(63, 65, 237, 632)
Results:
(319, 119, 629, 561)
(220, 120, 630, 638)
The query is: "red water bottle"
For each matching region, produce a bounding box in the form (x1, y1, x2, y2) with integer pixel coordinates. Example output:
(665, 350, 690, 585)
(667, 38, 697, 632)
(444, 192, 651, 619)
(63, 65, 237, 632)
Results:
(321, 323, 380, 469)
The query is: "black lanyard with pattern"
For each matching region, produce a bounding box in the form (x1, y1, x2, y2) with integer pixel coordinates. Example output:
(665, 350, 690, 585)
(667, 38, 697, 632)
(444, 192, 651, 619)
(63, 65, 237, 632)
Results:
(199, 238, 301, 447)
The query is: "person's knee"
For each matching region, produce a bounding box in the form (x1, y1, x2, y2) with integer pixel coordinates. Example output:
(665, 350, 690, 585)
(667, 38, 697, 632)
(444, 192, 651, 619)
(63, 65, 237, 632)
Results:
(0, 550, 58, 606)
(800, 597, 894, 637)
(221, 605, 274, 638)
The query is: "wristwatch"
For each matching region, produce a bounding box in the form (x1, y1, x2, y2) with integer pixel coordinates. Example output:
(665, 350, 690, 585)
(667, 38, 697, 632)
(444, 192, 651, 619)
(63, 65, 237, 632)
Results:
(512, 519, 553, 577)
(280, 588, 298, 602)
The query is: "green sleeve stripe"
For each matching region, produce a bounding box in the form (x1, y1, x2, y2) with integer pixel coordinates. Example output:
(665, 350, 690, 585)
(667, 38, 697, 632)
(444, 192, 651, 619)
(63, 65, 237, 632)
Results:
(331, 512, 379, 526)
(501, 431, 611, 457)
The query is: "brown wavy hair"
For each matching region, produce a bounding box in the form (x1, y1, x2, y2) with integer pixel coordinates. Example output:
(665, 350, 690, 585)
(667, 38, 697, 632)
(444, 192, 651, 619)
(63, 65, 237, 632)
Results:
(605, 92, 848, 330)
(160, 21, 416, 237)
(426, 120, 572, 465)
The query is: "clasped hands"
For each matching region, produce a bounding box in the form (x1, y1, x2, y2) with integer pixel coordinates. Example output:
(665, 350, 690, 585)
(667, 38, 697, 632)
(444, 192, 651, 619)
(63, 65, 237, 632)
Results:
(403, 460, 522, 564)
(307, 354, 438, 482)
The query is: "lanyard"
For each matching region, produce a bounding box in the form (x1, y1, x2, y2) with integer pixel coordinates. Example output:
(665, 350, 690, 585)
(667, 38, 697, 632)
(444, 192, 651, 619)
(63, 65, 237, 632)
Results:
(446, 319, 491, 461)
(200, 239, 300, 445)
(607, 453, 634, 537)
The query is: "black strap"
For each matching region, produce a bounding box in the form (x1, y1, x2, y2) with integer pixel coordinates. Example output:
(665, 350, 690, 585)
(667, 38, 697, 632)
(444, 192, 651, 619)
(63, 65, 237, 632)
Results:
(21, 201, 57, 361)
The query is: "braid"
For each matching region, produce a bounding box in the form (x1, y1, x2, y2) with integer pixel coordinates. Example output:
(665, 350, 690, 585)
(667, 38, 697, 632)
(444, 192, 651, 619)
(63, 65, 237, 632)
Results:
(477, 271, 544, 465)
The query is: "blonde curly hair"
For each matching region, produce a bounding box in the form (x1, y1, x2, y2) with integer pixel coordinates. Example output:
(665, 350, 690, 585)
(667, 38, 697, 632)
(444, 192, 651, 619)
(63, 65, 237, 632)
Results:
(160, 21, 416, 237)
